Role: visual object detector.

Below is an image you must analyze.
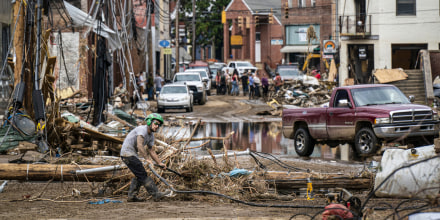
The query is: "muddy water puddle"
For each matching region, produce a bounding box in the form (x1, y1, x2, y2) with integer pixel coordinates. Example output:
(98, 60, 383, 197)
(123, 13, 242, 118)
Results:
(168, 121, 350, 161)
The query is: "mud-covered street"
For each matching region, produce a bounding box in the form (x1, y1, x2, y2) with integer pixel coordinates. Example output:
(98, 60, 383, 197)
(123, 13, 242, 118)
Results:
(0, 94, 439, 219)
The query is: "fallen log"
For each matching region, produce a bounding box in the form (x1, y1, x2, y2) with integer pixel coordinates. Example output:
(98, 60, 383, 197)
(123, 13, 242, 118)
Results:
(0, 163, 127, 182)
(258, 171, 372, 190)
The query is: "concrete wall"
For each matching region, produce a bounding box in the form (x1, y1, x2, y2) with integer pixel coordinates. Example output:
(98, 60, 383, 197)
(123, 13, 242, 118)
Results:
(338, 0, 440, 85)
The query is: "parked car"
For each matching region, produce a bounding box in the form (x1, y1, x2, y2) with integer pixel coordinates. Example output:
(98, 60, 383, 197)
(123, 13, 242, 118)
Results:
(172, 72, 207, 105)
(282, 84, 440, 156)
(156, 84, 193, 113)
(274, 64, 304, 81)
(185, 69, 211, 95)
(222, 61, 258, 77)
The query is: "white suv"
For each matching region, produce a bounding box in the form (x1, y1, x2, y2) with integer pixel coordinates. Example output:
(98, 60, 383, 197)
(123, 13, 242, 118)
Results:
(172, 72, 207, 105)
(223, 61, 258, 77)
(185, 69, 211, 95)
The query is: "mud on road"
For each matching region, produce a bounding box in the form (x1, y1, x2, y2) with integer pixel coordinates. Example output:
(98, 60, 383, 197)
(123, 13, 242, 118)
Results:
(0, 94, 438, 219)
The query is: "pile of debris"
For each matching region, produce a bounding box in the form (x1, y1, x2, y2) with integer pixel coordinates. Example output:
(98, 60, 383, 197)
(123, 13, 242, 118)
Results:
(268, 78, 336, 108)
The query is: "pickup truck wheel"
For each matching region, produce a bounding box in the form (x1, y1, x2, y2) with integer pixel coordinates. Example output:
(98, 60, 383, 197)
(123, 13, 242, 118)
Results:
(355, 127, 378, 155)
(294, 127, 315, 157)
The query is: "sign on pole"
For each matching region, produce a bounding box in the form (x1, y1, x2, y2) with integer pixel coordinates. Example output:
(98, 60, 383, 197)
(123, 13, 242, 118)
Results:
(159, 40, 170, 48)
(323, 40, 336, 53)
(163, 48, 172, 54)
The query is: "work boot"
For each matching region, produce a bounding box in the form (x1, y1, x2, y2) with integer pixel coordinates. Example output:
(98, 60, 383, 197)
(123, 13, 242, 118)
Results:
(127, 178, 145, 202)
(143, 177, 171, 201)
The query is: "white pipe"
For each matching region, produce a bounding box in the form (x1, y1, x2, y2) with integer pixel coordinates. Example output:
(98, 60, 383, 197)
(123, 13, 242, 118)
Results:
(196, 148, 250, 160)
(75, 164, 125, 175)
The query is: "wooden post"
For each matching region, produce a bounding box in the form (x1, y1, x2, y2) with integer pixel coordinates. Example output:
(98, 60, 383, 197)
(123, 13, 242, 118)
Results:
(12, 0, 24, 86)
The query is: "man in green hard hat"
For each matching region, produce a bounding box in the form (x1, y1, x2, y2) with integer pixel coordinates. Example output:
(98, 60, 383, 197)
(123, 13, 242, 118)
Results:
(120, 113, 171, 202)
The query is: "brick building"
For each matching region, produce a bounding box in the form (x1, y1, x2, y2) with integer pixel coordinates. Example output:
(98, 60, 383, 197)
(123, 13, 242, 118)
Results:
(281, 0, 335, 73)
(223, 0, 283, 74)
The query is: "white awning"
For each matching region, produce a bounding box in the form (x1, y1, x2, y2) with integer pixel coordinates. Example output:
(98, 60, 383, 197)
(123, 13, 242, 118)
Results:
(280, 45, 318, 53)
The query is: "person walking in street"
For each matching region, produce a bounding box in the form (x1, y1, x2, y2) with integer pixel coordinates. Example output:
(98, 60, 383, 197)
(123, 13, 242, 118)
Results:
(248, 73, 254, 99)
(230, 71, 239, 96)
(220, 71, 227, 95)
(226, 69, 232, 95)
(241, 71, 249, 96)
(253, 73, 261, 98)
(154, 73, 164, 99)
(215, 71, 221, 95)
(120, 113, 171, 202)
(146, 74, 154, 100)
(261, 74, 269, 101)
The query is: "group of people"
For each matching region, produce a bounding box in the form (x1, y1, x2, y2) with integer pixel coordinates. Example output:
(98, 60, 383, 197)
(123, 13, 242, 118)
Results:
(215, 69, 274, 100)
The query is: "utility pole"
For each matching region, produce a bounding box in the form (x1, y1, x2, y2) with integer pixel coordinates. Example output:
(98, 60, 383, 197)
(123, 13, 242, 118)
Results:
(191, 0, 195, 62)
(175, 1, 179, 74)
(148, 5, 153, 84)
(159, 0, 171, 79)
(12, 0, 24, 87)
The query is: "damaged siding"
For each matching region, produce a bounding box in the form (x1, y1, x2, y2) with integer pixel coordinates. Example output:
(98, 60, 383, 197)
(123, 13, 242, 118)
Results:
(49, 32, 80, 91)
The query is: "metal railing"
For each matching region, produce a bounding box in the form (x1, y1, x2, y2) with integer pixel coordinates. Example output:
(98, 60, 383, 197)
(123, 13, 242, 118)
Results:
(339, 15, 372, 36)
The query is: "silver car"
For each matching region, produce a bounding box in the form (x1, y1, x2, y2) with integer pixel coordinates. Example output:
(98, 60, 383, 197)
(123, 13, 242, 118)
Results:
(156, 84, 194, 113)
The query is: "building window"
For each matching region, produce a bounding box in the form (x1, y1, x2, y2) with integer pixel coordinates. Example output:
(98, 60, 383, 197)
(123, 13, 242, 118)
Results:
(298, 0, 306, 8)
(311, 0, 316, 7)
(396, 0, 416, 16)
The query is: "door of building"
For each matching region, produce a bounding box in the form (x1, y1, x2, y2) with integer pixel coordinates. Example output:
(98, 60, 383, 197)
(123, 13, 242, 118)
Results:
(255, 32, 261, 62)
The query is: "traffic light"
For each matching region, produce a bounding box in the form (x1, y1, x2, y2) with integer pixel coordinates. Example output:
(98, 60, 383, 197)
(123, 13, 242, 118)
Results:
(269, 8, 273, 24)
(238, 16, 243, 27)
(222, 10, 226, 24)
(255, 16, 259, 26)
(284, 3, 289, 18)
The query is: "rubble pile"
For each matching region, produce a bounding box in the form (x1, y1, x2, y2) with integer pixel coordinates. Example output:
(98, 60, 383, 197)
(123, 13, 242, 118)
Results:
(268, 79, 336, 107)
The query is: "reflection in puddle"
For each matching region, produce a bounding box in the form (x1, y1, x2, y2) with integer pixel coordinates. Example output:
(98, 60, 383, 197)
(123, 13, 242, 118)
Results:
(179, 121, 344, 160)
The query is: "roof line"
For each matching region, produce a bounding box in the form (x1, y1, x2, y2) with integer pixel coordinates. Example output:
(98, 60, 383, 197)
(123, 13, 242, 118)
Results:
(225, 0, 254, 14)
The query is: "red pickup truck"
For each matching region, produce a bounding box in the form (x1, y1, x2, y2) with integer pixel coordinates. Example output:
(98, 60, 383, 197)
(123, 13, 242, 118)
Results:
(282, 84, 440, 156)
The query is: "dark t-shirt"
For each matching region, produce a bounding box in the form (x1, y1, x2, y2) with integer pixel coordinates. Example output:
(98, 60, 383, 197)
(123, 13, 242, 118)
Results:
(241, 75, 248, 85)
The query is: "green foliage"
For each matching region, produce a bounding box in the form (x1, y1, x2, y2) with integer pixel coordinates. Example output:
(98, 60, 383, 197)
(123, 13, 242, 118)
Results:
(179, 0, 230, 50)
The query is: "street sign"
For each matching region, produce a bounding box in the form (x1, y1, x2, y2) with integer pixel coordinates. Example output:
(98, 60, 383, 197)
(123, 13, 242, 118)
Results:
(323, 40, 336, 53)
(231, 35, 243, 46)
(271, 39, 283, 45)
(163, 48, 172, 54)
(159, 40, 170, 48)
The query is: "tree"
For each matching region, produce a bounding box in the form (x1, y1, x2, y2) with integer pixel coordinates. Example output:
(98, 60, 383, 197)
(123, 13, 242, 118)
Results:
(179, 0, 230, 59)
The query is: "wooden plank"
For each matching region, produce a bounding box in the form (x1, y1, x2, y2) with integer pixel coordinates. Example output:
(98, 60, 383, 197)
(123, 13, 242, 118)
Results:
(374, 69, 408, 83)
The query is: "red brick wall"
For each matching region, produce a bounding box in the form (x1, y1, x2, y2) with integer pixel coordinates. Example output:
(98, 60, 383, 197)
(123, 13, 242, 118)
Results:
(281, 0, 334, 73)
(282, 0, 333, 41)
(224, 0, 283, 73)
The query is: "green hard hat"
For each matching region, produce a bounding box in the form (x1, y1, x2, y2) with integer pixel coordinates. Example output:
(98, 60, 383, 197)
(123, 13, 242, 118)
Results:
(145, 113, 164, 126)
